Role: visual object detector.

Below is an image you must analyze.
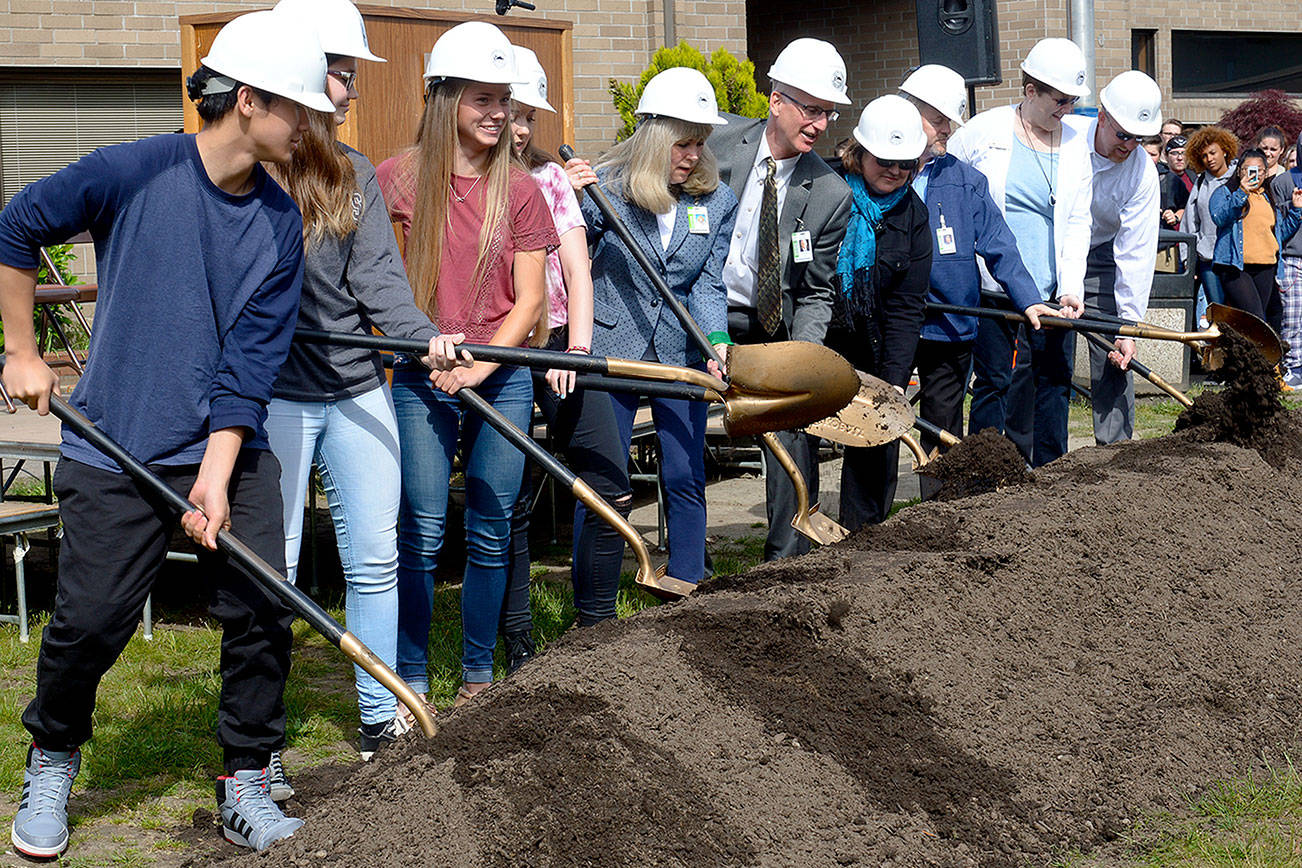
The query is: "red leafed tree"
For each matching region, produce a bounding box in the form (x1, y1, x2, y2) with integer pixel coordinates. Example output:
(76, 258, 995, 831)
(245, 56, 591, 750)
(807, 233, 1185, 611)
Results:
(1218, 89, 1302, 146)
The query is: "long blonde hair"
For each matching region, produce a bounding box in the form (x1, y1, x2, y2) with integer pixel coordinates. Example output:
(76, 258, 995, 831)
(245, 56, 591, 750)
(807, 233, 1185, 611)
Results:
(596, 117, 719, 213)
(267, 110, 359, 244)
(402, 77, 515, 323)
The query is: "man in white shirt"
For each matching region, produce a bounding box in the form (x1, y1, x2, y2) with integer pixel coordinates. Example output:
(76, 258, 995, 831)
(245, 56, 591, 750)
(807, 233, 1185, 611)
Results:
(1064, 71, 1161, 445)
(707, 37, 852, 560)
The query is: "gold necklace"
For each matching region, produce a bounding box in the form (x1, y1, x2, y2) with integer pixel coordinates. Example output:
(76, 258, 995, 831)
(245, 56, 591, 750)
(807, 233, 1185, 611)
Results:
(449, 174, 483, 204)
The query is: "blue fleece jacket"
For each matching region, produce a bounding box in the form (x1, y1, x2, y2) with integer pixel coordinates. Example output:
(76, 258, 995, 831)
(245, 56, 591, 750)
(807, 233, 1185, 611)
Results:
(917, 153, 1041, 342)
(0, 133, 303, 471)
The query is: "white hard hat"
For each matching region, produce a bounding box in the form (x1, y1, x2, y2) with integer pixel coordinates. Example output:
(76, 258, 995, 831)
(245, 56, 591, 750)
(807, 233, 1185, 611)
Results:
(1099, 70, 1162, 136)
(274, 0, 384, 62)
(201, 10, 335, 113)
(767, 38, 850, 106)
(852, 94, 928, 161)
(423, 21, 522, 84)
(1020, 37, 1090, 98)
(635, 67, 727, 125)
(899, 64, 966, 126)
(511, 45, 555, 112)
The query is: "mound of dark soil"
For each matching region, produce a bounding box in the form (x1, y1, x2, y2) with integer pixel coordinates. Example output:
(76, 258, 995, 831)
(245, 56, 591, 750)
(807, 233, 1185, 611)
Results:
(208, 420, 1302, 868)
(1175, 328, 1302, 467)
(917, 428, 1032, 501)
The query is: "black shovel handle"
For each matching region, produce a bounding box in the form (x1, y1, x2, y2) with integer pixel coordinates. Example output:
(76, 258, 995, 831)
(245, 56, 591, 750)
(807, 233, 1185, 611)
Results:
(1078, 329, 1194, 408)
(530, 370, 718, 403)
(296, 329, 614, 375)
(559, 144, 726, 373)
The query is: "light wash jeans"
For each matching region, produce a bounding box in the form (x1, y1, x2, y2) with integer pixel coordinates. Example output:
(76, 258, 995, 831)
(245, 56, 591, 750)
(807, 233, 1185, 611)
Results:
(392, 364, 532, 690)
(266, 385, 401, 725)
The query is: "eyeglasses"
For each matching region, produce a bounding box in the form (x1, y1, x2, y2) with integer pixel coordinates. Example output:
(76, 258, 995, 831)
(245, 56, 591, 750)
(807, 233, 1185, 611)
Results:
(1041, 92, 1079, 108)
(873, 155, 918, 171)
(776, 91, 839, 124)
(329, 70, 358, 91)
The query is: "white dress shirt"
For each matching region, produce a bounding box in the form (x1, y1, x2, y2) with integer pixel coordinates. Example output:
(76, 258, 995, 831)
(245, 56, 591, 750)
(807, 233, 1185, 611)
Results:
(1065, 115, 1160, 323)
(656, 203, 677, 251)
(723, 135, 799, 308)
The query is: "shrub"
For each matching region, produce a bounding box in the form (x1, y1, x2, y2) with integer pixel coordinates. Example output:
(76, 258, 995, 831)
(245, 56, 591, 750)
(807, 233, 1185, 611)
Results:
(1218, 89, 1302, 148)
(608, 42, 769, 142)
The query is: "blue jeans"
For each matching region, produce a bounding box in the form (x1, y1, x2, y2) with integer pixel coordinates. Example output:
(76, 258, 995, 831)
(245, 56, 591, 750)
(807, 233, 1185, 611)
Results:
(581, 388, 707, 582)
(392, 364, 532, 689)
(1007, 324, 1075, 467)
(1196, 259, 1225, 326)
(266, 385, 401, 725)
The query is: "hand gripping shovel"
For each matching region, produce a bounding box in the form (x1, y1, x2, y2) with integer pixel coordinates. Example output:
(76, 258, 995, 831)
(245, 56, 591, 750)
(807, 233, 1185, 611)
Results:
(558, 145, 854, 546)
(1078, 329, 1194, 408)
(47, 395, 437, 738)
(453, 387, 694, 600)
(925, 300, 1282, 370)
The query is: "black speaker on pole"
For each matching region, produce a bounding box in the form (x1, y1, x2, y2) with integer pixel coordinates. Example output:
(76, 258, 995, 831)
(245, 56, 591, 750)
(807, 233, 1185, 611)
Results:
(914, 0, 1001, 86)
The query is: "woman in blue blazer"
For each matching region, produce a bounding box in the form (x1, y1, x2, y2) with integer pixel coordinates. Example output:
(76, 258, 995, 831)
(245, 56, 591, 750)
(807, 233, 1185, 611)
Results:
(569, 67, 737, 587)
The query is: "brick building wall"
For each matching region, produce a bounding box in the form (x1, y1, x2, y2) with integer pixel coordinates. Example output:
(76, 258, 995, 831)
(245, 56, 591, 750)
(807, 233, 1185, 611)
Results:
(0, 0, 746, 154)
(747, 0, 1293, 139)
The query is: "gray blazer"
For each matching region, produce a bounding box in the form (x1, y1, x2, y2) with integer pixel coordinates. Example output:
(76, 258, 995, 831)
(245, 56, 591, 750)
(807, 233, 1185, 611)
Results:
(709, 114, 851, 344)
(583, 169, 738, 366)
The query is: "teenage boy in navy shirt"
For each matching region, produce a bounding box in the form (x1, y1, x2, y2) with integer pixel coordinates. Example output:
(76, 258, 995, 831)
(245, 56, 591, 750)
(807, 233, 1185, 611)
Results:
(0, 11, 335, 857)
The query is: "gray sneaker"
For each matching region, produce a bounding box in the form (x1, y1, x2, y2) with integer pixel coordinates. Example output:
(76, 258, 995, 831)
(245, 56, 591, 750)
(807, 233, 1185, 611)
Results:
(216, 768, 303, 851)
(266, 751, 294, 802)
(11, 745, 80, 858)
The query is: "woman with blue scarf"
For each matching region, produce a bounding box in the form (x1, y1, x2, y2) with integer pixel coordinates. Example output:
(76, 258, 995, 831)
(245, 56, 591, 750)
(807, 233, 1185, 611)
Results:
(824, 95, 933, 530)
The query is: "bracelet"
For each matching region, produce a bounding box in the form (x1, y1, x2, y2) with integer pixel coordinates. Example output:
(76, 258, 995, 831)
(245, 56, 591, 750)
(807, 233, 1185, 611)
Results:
(566, 345, 591, 354)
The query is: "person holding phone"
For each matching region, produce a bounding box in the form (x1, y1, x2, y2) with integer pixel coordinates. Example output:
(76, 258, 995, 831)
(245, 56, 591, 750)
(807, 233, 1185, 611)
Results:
(1210, 147, 1302, 326)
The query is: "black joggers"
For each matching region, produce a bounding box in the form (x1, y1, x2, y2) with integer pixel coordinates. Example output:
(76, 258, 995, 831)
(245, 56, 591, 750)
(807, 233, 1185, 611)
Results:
(23, 450, 294, 774)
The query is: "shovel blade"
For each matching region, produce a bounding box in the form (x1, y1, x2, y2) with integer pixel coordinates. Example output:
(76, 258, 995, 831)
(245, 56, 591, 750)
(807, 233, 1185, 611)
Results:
(721, 341, 860, 436)
(791, 502, 850, 546)
(1207, 303, 1283, 365)
(803, 370, 915, 447)
(635, 564, 697, 601)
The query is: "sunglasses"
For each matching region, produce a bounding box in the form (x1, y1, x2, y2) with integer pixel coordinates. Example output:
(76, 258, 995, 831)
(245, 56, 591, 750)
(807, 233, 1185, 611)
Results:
(776, 91, 840, 124)
(1047, 94, 1079, 107)
(873, 155, 917, 171)
(329, 69, 358, 91)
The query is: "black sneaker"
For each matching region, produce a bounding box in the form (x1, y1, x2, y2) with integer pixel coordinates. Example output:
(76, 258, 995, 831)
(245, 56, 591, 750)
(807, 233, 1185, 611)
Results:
(358, 716, 411, 762)
(267, 751, 294, 802)
(216, 768, 303, 851)
(503, 630, 536, 675)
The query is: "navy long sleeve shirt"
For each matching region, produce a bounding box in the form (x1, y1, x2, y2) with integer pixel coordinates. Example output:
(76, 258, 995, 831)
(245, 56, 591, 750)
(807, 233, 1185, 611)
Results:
(0, 133, 303, 471)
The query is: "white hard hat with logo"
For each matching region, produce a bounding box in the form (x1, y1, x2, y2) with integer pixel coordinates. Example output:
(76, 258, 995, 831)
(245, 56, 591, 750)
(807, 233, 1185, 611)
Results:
(201, 10, 335, 113)
(1099, 70, 1162, 136)
(1020, 37, 1090, 97)
(635, 67, 727, 125)
(423, 21, 522, 84)
(852, 94, 928, 160)
(767, 38, 851, 106)
(511, 45, 555, 112)
(274, 0, 385, 62)
(899, 64, 966, 126)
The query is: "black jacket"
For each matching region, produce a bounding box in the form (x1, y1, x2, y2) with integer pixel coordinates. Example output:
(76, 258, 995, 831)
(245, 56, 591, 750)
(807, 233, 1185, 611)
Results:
(825, 185, 933, 387)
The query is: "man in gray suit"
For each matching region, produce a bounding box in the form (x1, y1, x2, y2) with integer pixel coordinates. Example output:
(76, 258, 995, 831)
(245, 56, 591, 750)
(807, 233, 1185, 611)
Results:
(709, 37, 852, 560)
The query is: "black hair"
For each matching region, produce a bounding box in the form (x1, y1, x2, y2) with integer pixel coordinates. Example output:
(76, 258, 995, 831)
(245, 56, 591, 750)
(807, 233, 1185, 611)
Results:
(1226, 147, 1267, 193)
(186, 66, 277, 123)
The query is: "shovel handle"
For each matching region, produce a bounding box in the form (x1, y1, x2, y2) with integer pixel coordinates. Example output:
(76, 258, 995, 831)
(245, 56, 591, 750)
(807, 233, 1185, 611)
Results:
(912, 416, 962, 448)
(1079, 330, 1194, 408)
(454, 387, 660, 590)
(532, 370, 722, 403)
(295, 330, 724, 392)
(559, 144, 726, 373)
(46, 395, 437, 738)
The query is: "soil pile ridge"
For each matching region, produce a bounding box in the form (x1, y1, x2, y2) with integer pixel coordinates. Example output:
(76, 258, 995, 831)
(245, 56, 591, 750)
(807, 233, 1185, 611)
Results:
(211, 425, 1302, 868)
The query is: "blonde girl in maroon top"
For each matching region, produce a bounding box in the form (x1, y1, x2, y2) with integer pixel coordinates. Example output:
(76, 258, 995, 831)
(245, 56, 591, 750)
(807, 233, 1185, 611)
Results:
(377, 22, 557, 707)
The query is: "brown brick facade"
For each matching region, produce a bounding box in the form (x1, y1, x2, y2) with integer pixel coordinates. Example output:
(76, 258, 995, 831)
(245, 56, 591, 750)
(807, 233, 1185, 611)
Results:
(0, 0, 745, 154)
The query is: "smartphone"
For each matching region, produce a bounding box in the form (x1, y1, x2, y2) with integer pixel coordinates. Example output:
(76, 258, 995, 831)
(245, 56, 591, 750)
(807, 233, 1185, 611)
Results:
(1246, 165, 1260, 184)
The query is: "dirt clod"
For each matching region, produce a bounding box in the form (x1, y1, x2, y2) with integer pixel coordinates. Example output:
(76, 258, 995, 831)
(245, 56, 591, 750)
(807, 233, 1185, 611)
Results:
(916, 428, 1032, 501)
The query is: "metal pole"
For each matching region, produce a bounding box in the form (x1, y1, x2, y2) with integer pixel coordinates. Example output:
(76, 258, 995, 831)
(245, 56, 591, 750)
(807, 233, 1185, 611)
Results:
(1069, 0, 1096, 107)
(662, 0, 675, 47)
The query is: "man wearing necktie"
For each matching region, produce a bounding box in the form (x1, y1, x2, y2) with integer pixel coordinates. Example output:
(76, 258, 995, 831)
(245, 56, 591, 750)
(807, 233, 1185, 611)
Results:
(708, 37, 852, 560)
